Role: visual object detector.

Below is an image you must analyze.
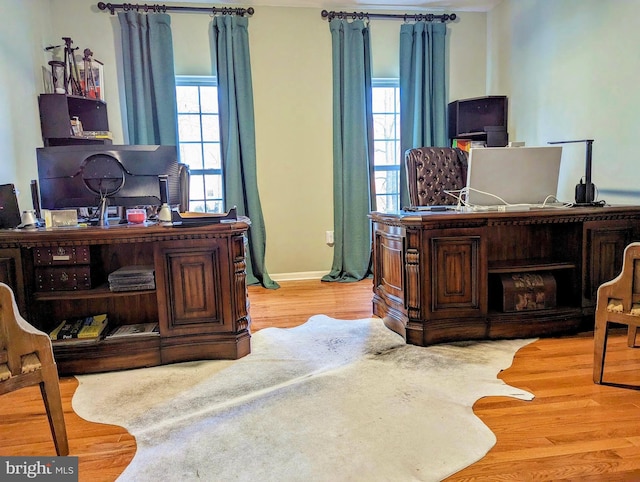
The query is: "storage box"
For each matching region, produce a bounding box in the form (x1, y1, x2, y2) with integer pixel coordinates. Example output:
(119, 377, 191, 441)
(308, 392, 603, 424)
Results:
(499, 272, 556, 312)
(33, 246, 90, 266)
(41, 209, 78, 228)
(35, 266, 92, 291)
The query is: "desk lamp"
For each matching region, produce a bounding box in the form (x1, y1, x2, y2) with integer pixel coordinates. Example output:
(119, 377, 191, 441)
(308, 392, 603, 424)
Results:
(548, 139, 597, 205)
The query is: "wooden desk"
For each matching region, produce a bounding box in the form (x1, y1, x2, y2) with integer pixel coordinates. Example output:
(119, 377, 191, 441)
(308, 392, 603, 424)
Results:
(0, 220, 251, 374)
(370, 206, 640, 346)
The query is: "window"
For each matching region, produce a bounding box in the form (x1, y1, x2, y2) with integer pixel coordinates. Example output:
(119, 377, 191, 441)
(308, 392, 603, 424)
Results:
(372, 79, 401, 212)
(175, 76, 224, 213)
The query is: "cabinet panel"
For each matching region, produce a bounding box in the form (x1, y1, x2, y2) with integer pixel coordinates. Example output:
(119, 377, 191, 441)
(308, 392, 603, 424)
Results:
(431, 236, 480, 311)
(378, 232, 405, 306)
(0, 248, 25, 315)
(584, 224, 633, 305)
(166, 250, 222, 327)
(157, 240, 233, 336)
(372, 222, 409, 339)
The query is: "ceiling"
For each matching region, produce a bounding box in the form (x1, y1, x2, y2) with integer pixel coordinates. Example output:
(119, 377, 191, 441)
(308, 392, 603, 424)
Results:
(174, 0, 501, 13)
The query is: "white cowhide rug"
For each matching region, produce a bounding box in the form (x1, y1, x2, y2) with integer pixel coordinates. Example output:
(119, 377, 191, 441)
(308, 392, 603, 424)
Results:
(72, 315, 534, 482)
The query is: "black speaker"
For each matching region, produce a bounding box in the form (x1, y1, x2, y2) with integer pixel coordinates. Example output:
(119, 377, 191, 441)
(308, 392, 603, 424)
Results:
(575, 180, 595, 204)
(30, 179, 41, 219)
(158, 175, 169, 205)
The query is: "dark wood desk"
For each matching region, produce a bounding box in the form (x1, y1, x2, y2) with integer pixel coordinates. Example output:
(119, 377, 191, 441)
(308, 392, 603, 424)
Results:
(370, 206, 640, 346)
(0, 220, 251, 374)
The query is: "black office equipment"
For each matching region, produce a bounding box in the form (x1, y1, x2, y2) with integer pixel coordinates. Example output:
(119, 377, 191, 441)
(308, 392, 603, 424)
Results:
(36, 145, 181, 210)
(0, 184, 21, 229)
(448, 96, 508, 147)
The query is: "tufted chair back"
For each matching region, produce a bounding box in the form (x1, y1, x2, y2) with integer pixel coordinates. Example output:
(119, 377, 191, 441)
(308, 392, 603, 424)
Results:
(405, 147, 468, 206)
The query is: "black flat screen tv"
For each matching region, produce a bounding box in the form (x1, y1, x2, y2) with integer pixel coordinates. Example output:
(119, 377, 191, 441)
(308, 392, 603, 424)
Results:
(36, 145, 181, 210)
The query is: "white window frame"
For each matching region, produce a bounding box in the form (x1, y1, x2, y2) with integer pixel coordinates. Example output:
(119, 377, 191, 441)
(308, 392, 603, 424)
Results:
(175, 75, 224, 213)
(372, 78, 401, 212)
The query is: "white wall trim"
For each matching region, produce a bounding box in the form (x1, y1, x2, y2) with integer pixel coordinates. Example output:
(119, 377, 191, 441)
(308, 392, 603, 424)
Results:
(270, 271, 327, 282)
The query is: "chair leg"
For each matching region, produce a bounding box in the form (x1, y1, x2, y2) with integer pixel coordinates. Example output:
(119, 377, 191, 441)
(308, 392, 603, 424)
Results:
(593, 319, 609, 384)
(39, 365, 69, 456)
(628, 326, 638, 348)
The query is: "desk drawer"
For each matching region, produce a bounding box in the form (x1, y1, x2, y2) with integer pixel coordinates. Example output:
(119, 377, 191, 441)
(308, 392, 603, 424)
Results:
(35, 266, 92, 291)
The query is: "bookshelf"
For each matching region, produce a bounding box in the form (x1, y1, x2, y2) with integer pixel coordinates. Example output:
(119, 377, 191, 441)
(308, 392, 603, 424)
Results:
(38, 94, 111, 146)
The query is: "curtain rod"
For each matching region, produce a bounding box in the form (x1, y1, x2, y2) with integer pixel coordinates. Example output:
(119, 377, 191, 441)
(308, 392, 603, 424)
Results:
(97, 2, 254, 16)
(321, 10, 456, 22)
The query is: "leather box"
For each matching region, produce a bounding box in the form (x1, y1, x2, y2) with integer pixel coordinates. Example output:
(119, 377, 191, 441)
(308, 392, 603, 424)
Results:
(35, 266, 92, 291)
(499, 272, 556, 312)
(34, 246, 90, 266)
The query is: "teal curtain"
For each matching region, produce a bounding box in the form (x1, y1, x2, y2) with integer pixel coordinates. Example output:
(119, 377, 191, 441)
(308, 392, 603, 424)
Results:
(322, 19, 373, 283)
(118, 12, 177, 145)
(399, 22, 448, 208)
(211, 15, 278, 289)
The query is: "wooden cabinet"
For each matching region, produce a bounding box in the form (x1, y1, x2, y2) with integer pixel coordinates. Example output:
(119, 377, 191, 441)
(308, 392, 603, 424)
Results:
(371, 206, 640, 346)
(38, 94, 110, 146)
(0, 220, 251, 374)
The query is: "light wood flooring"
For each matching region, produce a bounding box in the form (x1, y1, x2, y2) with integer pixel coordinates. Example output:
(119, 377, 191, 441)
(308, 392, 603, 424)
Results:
(1, 279, 639, 481)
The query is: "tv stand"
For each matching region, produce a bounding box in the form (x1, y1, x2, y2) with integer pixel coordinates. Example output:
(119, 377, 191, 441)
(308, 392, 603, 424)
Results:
(371, 206, 640, 346)
(0, 220, 251, 374)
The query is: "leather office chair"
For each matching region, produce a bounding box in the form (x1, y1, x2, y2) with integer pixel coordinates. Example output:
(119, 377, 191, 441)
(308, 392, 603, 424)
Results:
(593, 242, 640, 386)
(405, 147, 468, 206)
(0, 282, 69, 455)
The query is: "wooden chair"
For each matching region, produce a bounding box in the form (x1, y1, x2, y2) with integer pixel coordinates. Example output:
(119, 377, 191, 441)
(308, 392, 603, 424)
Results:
(593, 242, 640, 386)
(0, 282, 69, 455)
(405, 147, 468, 207)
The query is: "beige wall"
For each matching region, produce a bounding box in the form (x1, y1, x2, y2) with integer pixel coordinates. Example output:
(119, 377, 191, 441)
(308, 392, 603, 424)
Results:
(488, 0, 640, 204)
(0, 0, 486, 279)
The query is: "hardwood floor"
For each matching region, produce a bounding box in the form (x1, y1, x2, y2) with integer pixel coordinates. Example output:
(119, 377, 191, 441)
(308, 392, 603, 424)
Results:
(1, 279, 639, 481)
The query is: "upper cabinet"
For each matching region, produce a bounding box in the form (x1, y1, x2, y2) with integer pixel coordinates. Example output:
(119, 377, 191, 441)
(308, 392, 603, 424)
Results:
(38, 94, 111, 147)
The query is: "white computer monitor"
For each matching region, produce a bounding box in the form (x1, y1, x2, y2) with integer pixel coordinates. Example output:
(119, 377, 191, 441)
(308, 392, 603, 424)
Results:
(464, 146, 563, 206)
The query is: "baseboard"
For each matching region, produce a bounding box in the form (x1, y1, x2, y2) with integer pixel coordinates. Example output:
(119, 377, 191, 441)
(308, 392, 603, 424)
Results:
(270, 271, 327, 282)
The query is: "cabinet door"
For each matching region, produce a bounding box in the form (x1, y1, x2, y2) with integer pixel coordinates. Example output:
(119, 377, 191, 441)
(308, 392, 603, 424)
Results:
(430, 235, 483, 313)
(156, 239, 233, 335)
(584, 222, 633, 306)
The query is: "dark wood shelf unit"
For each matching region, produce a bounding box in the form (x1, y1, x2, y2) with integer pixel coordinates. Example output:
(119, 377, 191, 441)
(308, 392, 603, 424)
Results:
(371, 206, 640, 346)
(0, 220, 251, 374)
(448, 95, 508, 147)
(38, 93, 110, 147)
(34, 285, 156, 301)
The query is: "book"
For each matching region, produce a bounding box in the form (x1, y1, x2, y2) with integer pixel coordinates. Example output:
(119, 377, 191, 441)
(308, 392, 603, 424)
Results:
(81, 130, 113, 140)
(50, 314, 109, 341)
(108, 265, 156, 292)
(105, 323, 159, 339)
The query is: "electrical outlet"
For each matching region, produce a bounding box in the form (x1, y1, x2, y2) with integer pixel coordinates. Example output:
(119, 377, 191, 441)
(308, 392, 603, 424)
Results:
(325, 230, 334, 245)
